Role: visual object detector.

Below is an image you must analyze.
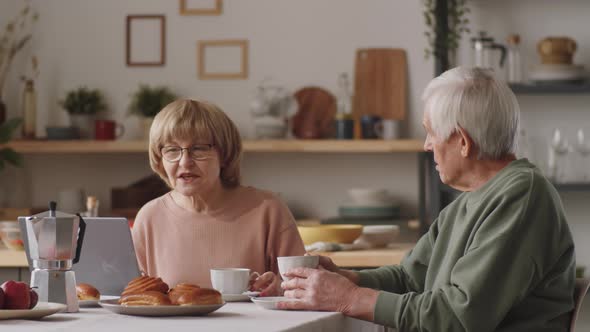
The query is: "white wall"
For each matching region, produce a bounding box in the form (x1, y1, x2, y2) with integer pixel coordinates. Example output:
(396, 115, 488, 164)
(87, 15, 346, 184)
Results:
(1, 0, 431, 220)
(1, 0, 590, 328)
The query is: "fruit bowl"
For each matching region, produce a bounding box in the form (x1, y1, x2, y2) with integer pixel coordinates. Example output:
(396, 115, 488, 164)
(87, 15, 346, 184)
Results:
(0, 223, 24, 251)
(297, 225, 363, 245)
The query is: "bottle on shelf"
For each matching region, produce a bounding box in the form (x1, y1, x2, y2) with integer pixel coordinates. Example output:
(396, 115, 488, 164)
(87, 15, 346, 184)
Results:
(334, 73, 354, 139)
(506, 34, 523, 84)
(84, 196, 99, 217)
(22, 79, 37, 139)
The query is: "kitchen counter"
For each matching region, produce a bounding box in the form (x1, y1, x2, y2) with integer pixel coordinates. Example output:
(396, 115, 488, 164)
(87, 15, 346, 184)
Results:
(0, 243, 415, 269)
(0, 249, 27, 267)
(317, 243, 413, 268)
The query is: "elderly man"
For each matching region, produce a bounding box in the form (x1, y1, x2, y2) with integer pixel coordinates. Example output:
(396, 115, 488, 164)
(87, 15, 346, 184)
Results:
(279, 67, 575, 332)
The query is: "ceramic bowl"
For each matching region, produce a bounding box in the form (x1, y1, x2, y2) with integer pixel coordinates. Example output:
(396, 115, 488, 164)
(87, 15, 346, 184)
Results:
(354, 225, 400, 248)
(347, 188, 390, 205)
(0, 222, 24, 251)
(297, 224, 363, 245)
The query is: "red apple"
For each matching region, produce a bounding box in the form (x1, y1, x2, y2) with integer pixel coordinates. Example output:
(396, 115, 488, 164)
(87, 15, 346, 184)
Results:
(1, 281, 31, 310)
(29, 289, 38, 309)
(0, 288, 4, 309)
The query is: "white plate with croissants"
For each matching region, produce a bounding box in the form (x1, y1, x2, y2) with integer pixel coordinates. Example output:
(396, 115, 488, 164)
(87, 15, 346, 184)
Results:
(98, 277, 225, 316)
(99, 298, 225, 317)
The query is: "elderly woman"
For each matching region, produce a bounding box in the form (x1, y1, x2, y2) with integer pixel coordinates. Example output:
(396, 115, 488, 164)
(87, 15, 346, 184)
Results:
(132, 99, 305, 296)
(280, 67, 575, 331)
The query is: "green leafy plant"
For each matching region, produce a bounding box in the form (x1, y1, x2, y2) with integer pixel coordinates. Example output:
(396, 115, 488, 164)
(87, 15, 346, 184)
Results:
(59, 87, 106, 115)
(423, 0, 471, 60)
(0, 118, 23, 171)
(0, 0, 39, 96)
(128, 84, 177, 118)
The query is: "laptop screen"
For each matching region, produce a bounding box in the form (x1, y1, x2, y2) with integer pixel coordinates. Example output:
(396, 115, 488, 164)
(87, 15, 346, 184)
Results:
(22, 217, 141, 296)
(73, 217, 141, 295)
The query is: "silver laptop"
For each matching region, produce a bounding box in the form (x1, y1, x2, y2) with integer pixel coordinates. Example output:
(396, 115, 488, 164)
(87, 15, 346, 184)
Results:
(24, 217, 141, 296)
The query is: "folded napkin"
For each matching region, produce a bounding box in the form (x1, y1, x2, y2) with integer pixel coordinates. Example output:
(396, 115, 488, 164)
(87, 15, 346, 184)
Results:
(305, 241, 371, 252)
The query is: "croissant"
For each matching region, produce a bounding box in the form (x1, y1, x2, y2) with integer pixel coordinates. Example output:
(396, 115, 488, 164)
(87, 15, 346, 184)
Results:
(119, 291, 172, 306)
(174, 288, 222, 306)
(76, 283, 100, 301)
(121, 276, 169, 297)
(168, 283, 200, 304)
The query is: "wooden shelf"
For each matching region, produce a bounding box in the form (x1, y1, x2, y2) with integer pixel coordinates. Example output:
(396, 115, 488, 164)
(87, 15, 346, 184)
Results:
(509, 82, 590, 94)
(5, 139, 425, 154)
(554, 183, 590, 192)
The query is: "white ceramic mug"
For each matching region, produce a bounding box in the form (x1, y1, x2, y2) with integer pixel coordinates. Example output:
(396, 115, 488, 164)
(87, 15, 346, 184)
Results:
(375, 119, 400, 140)
(210, 268, 251, 295)
(277, 256, 319, 281)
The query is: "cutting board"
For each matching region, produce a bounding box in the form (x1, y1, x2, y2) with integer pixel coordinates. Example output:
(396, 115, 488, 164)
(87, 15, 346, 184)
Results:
(353, 48, 407, 137)
(291, 87, 337, 139)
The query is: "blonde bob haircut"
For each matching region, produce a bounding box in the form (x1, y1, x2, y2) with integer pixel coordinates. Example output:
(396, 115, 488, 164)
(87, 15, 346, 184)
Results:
(422, 66, 520, 160)
(148, 99, 242, 188)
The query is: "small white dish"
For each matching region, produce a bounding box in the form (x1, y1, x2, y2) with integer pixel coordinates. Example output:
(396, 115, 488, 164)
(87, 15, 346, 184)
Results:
(79, 295, 119, 307)
(251, 296, 299, 310)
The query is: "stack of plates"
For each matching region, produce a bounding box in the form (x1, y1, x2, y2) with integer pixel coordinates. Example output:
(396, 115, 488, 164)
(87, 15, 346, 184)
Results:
(529, 64, 587, 83)
(333, 188, 401, 223)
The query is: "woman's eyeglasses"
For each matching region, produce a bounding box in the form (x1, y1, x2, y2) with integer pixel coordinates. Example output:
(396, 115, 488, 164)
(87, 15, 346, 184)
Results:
(161, 144, 215, 162)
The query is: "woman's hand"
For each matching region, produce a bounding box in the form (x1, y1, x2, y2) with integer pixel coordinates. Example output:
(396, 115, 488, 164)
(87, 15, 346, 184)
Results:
(249, 271, 282, 297)
(277, 267, 377, 320)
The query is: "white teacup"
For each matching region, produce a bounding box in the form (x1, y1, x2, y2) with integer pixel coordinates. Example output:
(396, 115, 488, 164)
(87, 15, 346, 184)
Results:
(277, 256, 319, 281)
(210, 268, 251, 295)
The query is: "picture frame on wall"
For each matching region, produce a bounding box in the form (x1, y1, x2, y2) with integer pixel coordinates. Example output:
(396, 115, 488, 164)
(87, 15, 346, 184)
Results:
(126, 15, 166, 67)
(198, 39, 249, 80)
(180, 0, 222, 16)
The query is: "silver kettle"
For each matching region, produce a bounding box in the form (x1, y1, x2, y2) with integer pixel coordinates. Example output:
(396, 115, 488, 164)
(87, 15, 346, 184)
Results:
(471, 31, 507, 72)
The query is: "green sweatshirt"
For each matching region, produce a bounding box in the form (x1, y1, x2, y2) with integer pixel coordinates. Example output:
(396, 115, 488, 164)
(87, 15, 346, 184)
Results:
(359, 159, 575, 331)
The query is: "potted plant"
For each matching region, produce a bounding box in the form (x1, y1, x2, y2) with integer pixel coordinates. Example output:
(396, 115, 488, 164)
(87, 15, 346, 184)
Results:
(128, 84, 176, 139)
(59, 87, 106, 138)
(0, 3, 38, 125)
(423, 0, 471, 69)
(0, 117, 23, 206)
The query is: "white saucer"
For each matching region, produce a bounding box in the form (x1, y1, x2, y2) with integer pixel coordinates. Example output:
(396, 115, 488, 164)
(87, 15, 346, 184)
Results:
(222, 291, 260, 302)
(251, 296, 300, 310)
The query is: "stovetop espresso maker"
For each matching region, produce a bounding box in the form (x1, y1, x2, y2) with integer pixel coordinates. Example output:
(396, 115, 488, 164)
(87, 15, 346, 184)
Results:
(19, 201, 86, 312)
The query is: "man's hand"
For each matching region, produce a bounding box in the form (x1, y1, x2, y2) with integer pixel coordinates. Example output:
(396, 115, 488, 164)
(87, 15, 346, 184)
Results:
(277, 267, 377, 320)
(249, 271, 282, 297)
(313, 255, 360, 284)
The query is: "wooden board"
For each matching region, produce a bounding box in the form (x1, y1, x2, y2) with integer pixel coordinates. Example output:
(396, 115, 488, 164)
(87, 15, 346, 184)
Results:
(353, 48, 407, 137)
(291, 87, 337, 139)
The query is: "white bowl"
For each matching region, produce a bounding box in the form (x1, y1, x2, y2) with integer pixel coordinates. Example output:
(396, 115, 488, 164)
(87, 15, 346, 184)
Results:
(354, 225, 400, 248)
(347, 188, 390, 205)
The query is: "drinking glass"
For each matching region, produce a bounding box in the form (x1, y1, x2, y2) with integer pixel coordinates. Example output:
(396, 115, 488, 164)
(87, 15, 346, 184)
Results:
(575, 128, 590, 181)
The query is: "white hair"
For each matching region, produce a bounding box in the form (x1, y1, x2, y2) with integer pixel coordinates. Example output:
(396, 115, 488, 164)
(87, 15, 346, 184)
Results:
(422, 67, 520, 160)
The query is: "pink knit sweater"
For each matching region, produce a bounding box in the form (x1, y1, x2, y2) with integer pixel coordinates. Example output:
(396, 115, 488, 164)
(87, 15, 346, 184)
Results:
(131, 187, 305, 287)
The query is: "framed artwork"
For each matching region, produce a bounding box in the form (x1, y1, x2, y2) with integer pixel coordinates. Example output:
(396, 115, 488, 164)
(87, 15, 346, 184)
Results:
(198, 39, 249, 80)
(126, 15, 166, 67)
(180, 0, 222, 16)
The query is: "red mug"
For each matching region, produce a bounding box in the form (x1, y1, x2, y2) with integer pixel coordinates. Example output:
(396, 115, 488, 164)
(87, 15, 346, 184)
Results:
(95, 120, 124, 140)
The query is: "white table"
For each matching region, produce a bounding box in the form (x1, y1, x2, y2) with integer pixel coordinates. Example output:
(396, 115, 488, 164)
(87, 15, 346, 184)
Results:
(2, 302, 394, 332)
